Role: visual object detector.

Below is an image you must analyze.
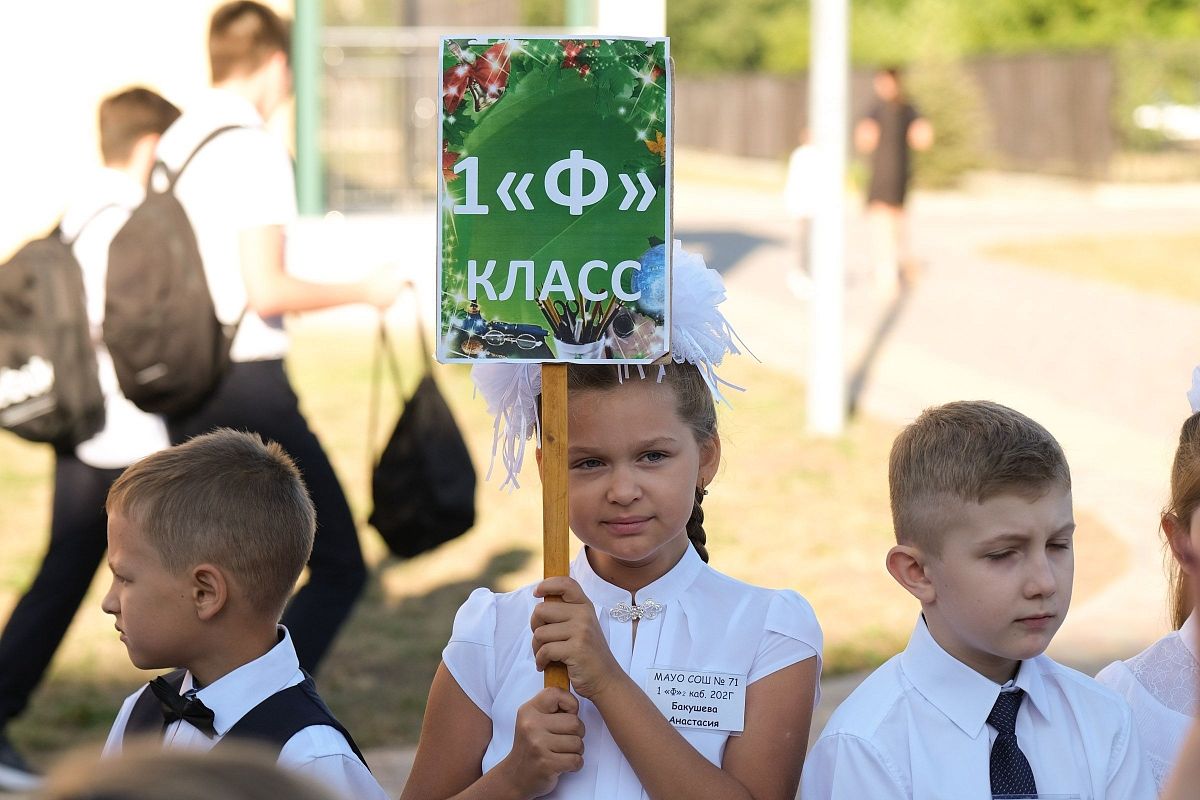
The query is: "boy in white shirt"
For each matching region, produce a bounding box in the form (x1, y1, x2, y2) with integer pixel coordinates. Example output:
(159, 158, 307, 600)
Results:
(802, 400, 1155, 799)
(100, 429, 387, 800)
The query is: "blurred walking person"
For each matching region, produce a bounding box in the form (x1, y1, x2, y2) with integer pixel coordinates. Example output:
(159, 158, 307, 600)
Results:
(156, 1, 402, 673)
(0, 87, 179, 792)
(855, 66, 933, 292)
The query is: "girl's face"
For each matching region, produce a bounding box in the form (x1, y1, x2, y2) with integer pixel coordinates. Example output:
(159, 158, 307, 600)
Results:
(562, 379, 719, 587)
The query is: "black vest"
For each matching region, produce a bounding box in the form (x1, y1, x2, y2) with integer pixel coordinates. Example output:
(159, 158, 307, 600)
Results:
(123, 669, 369, 769)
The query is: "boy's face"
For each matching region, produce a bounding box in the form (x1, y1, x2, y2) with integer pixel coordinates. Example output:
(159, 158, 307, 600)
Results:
(102, 512, 200, 670)
(922, 485, 1075, 683)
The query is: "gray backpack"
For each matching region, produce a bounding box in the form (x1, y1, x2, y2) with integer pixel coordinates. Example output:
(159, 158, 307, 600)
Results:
(0, 222, 105, 447)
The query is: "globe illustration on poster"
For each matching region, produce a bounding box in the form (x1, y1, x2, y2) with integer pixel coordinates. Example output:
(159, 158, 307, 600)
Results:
(633, 240, 667, 319)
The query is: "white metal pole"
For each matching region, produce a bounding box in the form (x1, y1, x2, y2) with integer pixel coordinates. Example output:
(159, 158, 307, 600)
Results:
(806, 0, 848, 436)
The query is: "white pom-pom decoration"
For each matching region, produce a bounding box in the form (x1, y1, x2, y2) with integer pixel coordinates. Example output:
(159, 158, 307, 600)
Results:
(470, 361, 541, 490)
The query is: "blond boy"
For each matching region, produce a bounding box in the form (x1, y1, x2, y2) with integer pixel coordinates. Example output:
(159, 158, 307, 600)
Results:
(101, 429, 387, 800)
(802, 401, 1154, 799)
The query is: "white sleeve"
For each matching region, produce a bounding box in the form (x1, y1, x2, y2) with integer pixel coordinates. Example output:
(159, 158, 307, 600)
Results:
(801, 733, 910, 800)
(278, 725, 389, 799)
(442, 587, 500, 716)
(747, 591, 823, 701)
(284, 751, 390, 800)
(101, 689, 142, 758)
(1093, 660, 1129, 692)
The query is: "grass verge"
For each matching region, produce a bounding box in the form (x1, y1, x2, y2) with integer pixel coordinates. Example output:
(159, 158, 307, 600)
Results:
(986, 233, 1200, 304)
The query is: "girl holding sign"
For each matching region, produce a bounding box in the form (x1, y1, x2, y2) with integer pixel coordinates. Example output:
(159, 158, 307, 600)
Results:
(401, 245, 822, 800)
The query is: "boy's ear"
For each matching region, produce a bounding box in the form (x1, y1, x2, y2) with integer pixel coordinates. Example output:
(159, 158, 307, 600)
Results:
(886, 544, 936, 605)
(1164, 513, 1199, 576)
(190, 564, 230, 621)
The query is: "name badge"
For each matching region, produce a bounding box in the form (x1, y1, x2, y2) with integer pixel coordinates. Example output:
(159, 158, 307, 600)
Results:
(646, 667, 746, 733)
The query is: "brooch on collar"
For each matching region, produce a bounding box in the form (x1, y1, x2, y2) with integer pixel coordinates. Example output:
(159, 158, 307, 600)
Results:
(609, 599, 664, 623)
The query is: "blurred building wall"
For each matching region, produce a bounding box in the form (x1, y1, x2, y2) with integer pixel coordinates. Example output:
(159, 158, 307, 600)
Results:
(0, 0, 292, 261)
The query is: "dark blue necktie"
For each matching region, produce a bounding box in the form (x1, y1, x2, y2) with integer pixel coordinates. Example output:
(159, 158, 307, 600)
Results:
(987, 689, 1038, 798)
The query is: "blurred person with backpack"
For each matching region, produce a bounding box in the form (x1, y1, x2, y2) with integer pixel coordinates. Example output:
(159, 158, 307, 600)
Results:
(0, 87, 180, 793)
(153, 1, 402, 674)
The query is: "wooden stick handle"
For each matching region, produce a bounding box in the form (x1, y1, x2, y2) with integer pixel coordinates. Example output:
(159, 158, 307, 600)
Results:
(540, 363, 571, 690)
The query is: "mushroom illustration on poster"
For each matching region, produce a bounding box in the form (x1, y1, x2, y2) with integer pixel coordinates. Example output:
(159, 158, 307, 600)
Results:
(437, 37, 671, 365)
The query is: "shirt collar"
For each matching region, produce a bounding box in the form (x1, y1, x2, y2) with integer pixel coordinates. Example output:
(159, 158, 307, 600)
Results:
(181, 626, 301, 736)
(899, 615, 1052, 738)
(1181, 612, 1199, 665)
(571, 544, 705, 611)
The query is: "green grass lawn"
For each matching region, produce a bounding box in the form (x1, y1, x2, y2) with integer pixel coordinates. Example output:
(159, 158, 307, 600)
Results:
(986, 233, 1200, 304)
(0, 318, 1128, 760)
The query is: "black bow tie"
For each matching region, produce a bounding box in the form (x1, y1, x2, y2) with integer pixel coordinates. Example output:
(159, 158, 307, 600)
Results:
(148, 676, 216, 738)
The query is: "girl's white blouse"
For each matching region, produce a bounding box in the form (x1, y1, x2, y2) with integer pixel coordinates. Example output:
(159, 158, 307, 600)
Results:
(443, 545, 823, 799)
(1096, 613, 1198, 791)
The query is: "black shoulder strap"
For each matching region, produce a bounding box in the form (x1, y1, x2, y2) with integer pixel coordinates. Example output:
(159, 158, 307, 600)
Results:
(164, 124, 245, 191)
(123, 668, 186, 742)
(217, 673, 370, 771)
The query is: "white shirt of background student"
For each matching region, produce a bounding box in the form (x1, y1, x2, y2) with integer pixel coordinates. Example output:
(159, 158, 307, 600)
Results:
(155, 48, 400, 365)
(60, 138, 170, 470)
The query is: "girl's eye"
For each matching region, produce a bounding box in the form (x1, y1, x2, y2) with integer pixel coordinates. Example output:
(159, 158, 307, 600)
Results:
(985, 551, 1014, 561)
(573, 458, 604, 470)
(642, 451, 667, 463)
(1049, 540, 1072, 551)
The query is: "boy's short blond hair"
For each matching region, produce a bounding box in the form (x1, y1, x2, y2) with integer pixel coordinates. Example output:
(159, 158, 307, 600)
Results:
(107, 429, 314, 617)
(889, 400, 1071, 554)
(98, 87, 180, 166)
(209, 1, 290, 83)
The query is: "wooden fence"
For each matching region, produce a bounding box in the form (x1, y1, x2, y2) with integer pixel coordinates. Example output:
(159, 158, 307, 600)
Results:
(675, 52, 1117, 179)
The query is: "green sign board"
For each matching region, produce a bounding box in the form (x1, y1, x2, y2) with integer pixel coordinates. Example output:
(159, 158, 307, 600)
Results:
(437, 37, 671, 364)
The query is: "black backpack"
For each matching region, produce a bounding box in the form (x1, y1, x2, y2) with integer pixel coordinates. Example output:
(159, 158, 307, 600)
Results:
(0, 223, 105, 447)
(368, 317, 476, 559)
(105, 125, 242, 419)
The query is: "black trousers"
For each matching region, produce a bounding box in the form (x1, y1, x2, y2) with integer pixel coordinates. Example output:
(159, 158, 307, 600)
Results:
(0, 454, 122, 727)
(167, 359, 366, 673)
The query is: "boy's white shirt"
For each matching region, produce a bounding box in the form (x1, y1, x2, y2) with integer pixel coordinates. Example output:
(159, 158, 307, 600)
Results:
(103, 626, 387, 800)
(154, 87, 295, 364)
(801, 615, 1156, 800)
